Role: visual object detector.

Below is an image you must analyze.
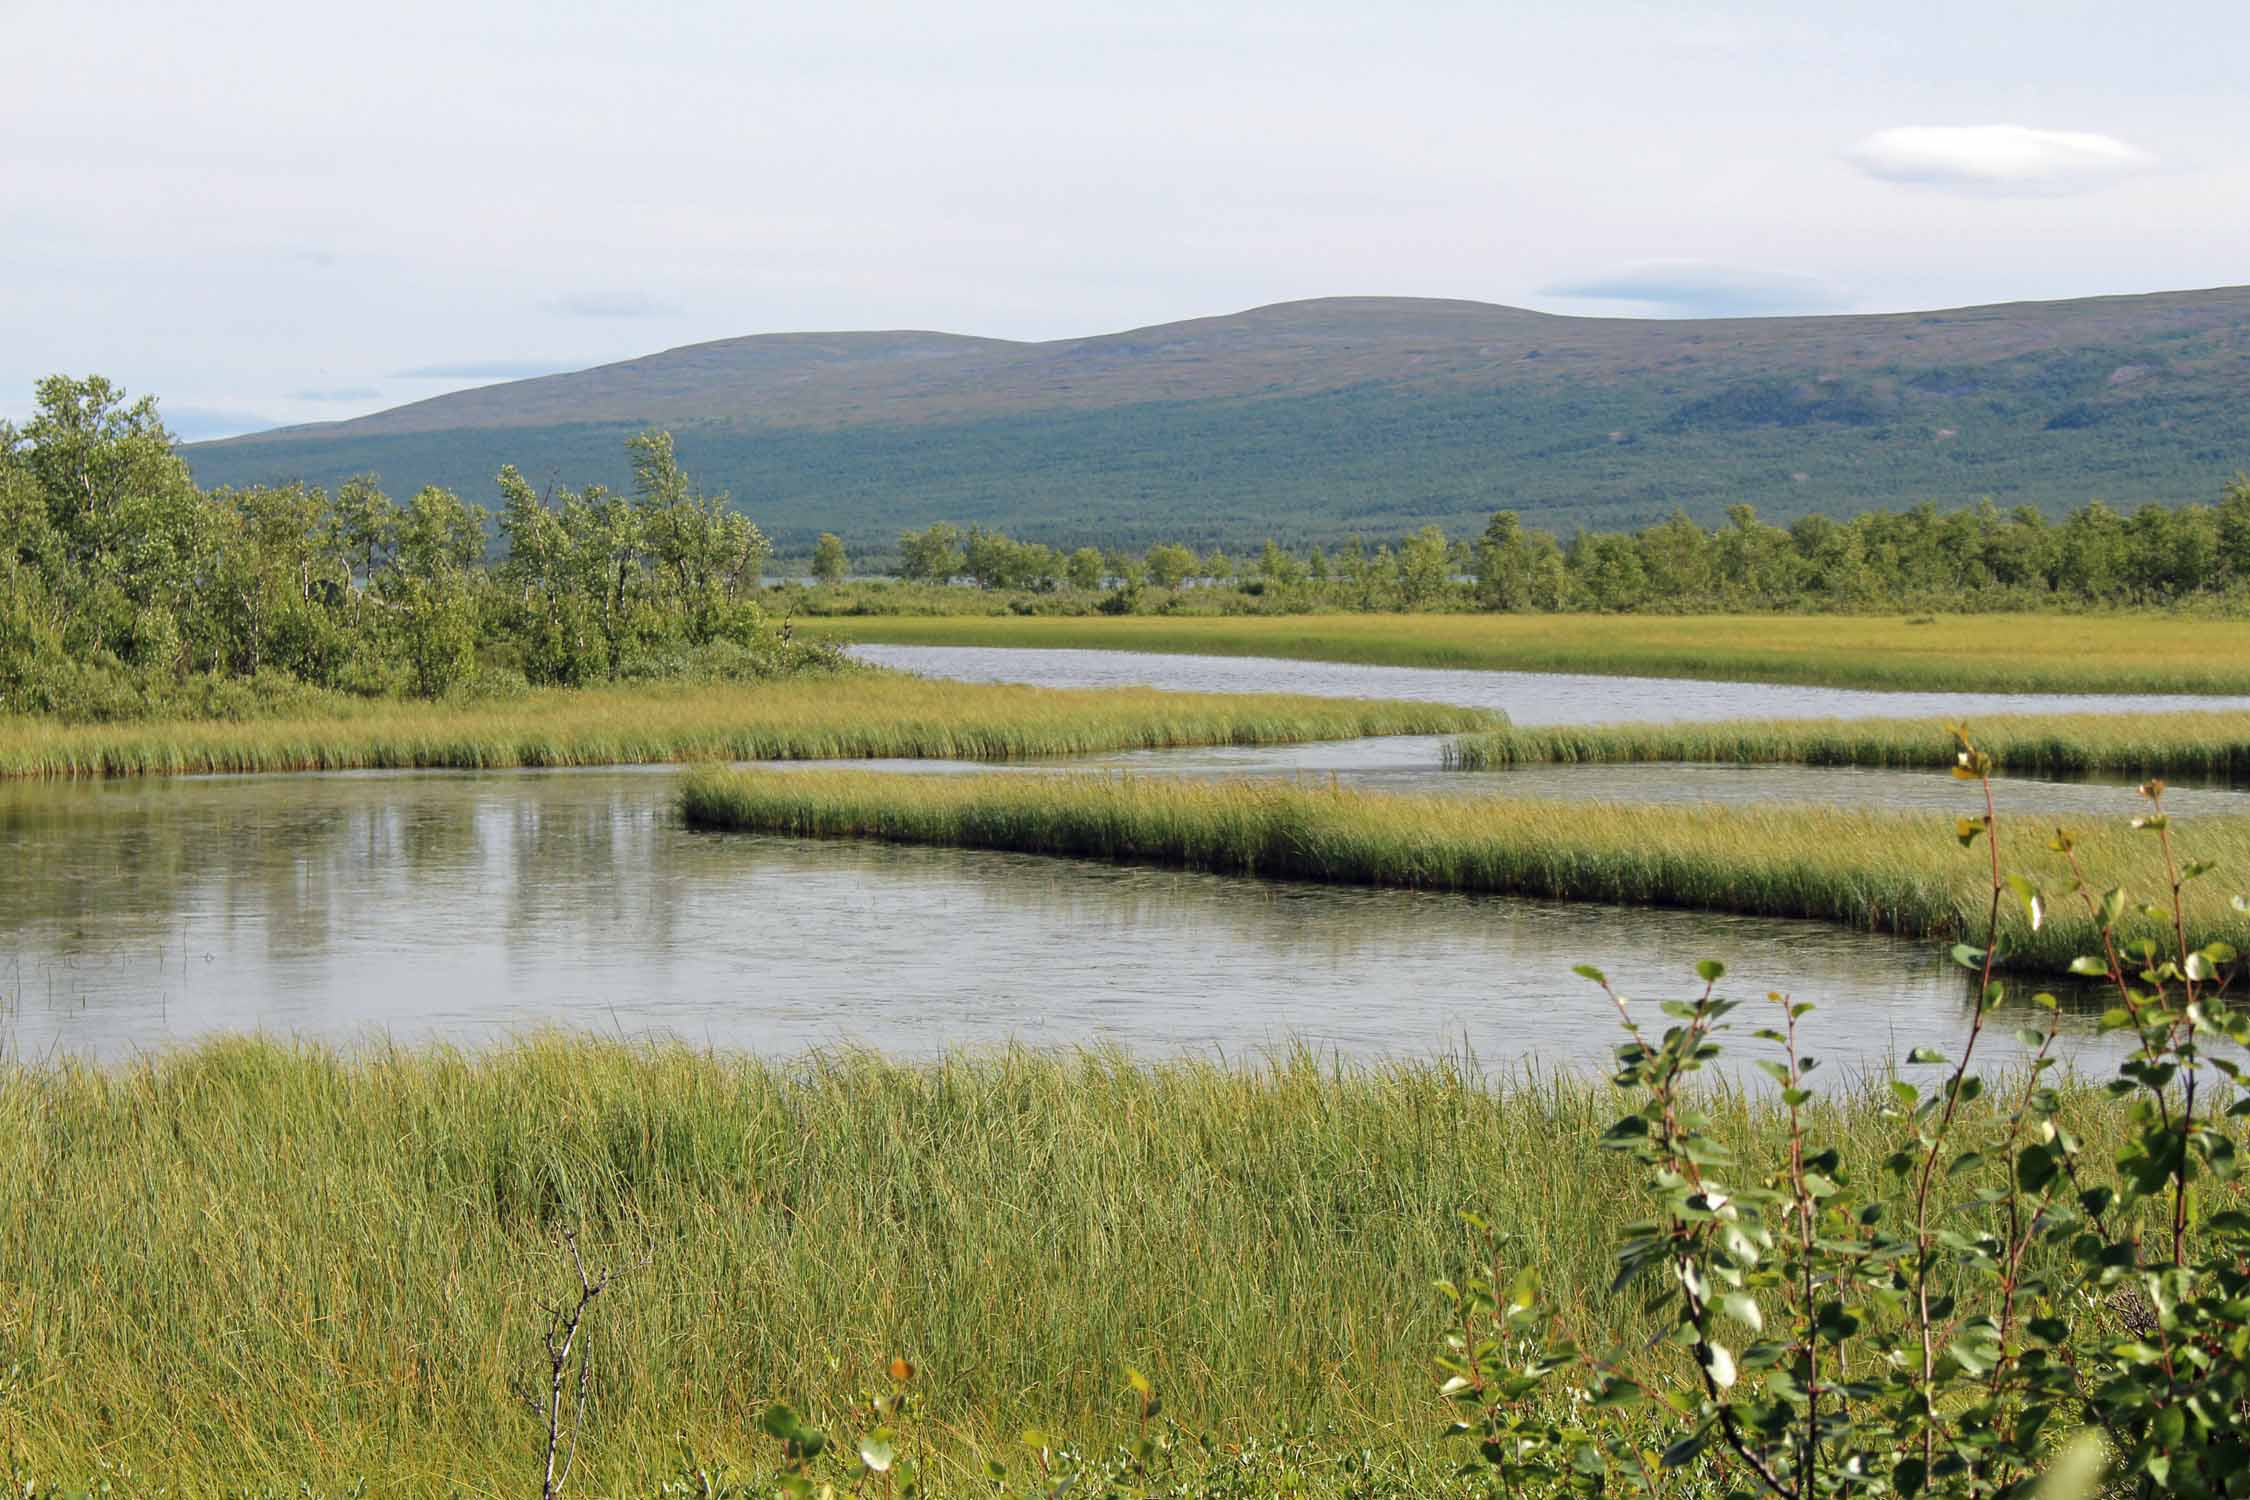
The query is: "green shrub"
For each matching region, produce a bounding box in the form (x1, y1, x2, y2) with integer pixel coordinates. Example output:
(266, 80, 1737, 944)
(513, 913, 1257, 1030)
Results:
(1443, 736, 2250, 1499)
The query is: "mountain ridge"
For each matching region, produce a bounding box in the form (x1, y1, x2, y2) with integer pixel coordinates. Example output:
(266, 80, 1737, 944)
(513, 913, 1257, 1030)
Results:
(186, 287, 2250, 551)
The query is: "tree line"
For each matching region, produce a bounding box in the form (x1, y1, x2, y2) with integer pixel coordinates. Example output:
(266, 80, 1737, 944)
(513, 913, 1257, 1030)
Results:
(1, 376, 826, 716)
(870, 483, 2250, 613)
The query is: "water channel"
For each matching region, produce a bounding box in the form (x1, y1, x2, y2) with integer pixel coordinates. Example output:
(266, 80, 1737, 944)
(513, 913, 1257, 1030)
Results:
(7, 646, 2243, 1074)
(846, 643, 2250, 725)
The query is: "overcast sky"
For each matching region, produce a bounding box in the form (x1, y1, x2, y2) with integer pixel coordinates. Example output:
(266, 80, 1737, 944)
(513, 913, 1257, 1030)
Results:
(5, 0, 2245, 438)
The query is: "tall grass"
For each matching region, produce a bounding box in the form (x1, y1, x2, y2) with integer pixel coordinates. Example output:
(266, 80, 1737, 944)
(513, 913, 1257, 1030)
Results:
(0, 1039, 2134, 1496)
(800, 611, 2250, 694)
(680, 767, 2250, 973)
(0, 678, 1491, 781)
(1446, 708, 2250, 776)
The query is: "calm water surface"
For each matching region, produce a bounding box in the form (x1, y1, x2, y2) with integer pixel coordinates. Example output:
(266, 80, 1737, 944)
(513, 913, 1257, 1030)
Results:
(0, 767, 2117, 1076)
(8, 647, 2230, 1074)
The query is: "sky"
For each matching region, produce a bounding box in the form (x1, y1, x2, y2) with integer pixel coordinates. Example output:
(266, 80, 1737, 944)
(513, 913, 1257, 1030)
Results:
(5, 0, 2246, 438)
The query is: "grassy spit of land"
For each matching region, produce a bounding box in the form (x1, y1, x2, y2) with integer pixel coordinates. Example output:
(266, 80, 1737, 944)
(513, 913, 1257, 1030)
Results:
(0, 1038, 2148, 1497)
(680, 767, 2250, 974)
(797, 611, 2250, 695)
(0, 677, 1492, 781)
(1448, 708, 2250, 777)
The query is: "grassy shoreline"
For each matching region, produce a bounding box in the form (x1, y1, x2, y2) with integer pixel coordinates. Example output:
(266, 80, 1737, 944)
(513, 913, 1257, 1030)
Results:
(798, 612, 2250, 695)
(1447, 709, 2250, 776)
(0, 1037, 2135, 1496)
(0, 678, 1491, 781)
(679, 767, 2250, 973)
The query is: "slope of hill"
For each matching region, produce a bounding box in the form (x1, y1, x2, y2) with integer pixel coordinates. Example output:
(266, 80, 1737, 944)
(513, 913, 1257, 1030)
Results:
(184, 289, 2250, 552)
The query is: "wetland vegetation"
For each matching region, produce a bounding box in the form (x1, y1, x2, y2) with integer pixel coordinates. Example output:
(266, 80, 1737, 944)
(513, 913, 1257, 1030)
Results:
(0, 1035, 2186, 1496)
(1447, 707, 2250, 776)
(0, 676, 1487, 780)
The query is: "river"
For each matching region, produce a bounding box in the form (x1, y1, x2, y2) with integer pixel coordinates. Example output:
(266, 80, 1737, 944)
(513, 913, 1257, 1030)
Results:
(8, 646, 2236, 1074)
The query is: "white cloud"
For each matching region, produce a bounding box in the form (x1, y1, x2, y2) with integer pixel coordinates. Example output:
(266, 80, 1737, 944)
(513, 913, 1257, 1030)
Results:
(1541, 261, 1842, 317)
(1845, 126, 2157, 195)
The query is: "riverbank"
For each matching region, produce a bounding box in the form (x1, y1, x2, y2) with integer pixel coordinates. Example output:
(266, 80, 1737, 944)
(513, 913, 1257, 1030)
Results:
(0, 678, 1491, 780)
(797, 612, 2250, 695)
(0, 1037, 2134, 1496)
(679, 766, 2250, 974)
(1447, 708, 2250, 776)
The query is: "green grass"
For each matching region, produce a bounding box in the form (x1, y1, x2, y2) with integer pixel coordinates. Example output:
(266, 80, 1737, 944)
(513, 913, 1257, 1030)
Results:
(798, 612, 2250, 695)
(0, 678, 1491, 780)
(1447, 709, 2250, 776)
(679, 767, 2250, 974)
(0, 1038, 2145, 1496)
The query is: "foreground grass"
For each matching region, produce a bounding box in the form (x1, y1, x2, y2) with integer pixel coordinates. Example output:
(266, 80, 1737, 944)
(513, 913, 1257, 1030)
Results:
(0, 677, 1490, 780)
(680, 768, 2250, 973)
(1448, 708, 2250, 776)
(799, 611, 2250, 695)
(0, 1039, 2141, 1497)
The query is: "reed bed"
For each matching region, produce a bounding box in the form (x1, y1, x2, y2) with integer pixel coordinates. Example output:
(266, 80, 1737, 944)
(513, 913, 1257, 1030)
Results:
(1447, 708, 2250, 776)
(680, 767, 2250, 973)
(0, 1039, 2134, 1495)
(0, 678, 1491, 781)
(802, 611, 2250, 694)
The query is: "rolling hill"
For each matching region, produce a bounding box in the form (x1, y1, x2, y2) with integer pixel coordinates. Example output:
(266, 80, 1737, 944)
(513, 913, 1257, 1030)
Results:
(183, 289, 2250, 553)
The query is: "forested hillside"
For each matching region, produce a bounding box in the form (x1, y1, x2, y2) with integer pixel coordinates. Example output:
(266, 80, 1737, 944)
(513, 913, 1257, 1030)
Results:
(183, 288, 2250, 553)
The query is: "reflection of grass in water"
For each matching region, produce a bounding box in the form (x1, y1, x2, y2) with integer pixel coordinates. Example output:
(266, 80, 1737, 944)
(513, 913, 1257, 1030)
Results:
(0, 677, 1491, 780)
(0, 1036, 2142, 1492)
(800, 611, 2250, 694)
(680, 767, 2250, 975)
(1448, 709, 2250, 776)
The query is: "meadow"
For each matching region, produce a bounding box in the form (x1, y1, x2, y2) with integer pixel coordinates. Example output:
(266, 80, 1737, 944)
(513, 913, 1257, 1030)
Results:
(796, 611, 2250, 694)
(0, 677, 1489, 781)
(0, 1037, 2154, 1498)
(1446, 707, 2250, 776)
(679, 766, 2250, 973)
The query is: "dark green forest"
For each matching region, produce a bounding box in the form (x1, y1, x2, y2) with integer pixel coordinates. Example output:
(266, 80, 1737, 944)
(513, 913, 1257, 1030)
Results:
(185, 348, 2250, 555)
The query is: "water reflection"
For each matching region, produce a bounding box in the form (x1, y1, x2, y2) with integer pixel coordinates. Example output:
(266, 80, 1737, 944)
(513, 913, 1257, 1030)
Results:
(1, 770, 2122, 1078)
